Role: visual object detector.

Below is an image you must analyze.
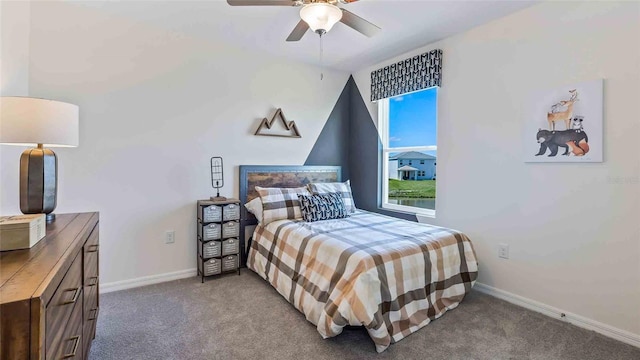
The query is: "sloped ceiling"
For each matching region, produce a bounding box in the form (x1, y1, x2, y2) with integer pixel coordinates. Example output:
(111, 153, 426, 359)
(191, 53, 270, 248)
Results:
(74, 0, 537, 71)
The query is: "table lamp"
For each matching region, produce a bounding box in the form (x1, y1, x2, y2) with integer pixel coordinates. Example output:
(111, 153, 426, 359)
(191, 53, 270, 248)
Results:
(0, 97, 79, 223)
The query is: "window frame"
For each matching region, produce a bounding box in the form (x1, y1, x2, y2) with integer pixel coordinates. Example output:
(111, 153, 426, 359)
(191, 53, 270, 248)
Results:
(378, 87, 438, 217)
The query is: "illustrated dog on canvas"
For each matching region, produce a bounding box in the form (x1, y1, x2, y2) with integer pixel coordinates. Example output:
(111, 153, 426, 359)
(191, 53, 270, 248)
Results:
(571, 116, 584, 132)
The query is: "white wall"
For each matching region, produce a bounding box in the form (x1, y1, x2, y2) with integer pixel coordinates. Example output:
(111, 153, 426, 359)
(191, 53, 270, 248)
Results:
(0, 0, 30, 95)
(0, 1, 349, 285)
(354, 1, 639, 340)
(0, 0, 31, 212)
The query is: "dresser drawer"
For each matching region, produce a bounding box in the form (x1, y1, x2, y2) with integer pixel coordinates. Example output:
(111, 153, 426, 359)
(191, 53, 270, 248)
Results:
(83, 282, 99, 355)
(84, 281, 99, 326)
(83, 308, 97, 360)
(49, 294, 84, 360)
(222, 255, 238, 272)
(198, 223, 221, 241)
(82, 225, 100, 254)
(84, 226, 99, 285)
(45, 251, 83, 359)
(222, 221, 239, 238)
(221, 238, 239, 256)
(199, 258, 221, 276)
(199, 204, 222, 223)
(222, 204, 240, 221)
(199, 240, 221, 259)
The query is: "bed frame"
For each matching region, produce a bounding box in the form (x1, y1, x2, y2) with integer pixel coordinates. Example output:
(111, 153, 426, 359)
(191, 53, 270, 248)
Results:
(238, 165, 342, 266)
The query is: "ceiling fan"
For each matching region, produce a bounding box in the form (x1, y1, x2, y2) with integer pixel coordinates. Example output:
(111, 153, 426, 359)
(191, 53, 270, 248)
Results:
(226, 0, 381, 41)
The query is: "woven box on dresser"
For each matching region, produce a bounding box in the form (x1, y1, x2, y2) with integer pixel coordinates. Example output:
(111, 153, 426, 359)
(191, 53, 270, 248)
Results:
(0, 213, 46, 251)
(197, 199, 241, 282)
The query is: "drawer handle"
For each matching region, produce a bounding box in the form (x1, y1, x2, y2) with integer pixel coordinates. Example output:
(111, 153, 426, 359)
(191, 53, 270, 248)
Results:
(87, 276, 99, 286)
(87, 244, 99, 253)
(62, 286, 82, 305)
(89, 307, 99, 321)
(62, 335, 80, 358)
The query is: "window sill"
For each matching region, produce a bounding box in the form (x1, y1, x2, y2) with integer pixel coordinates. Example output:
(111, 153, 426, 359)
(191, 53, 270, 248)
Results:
(380, 203, 436, 218)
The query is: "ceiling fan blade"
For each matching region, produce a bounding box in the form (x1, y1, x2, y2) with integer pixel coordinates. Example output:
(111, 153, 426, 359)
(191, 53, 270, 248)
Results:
(227, 0, 295, 6)
(286, 20, 310, 42)
(339, 9, 380, 37)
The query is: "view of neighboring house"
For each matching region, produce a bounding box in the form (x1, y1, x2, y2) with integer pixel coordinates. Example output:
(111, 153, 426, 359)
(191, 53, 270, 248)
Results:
(389, 151, 436, 180)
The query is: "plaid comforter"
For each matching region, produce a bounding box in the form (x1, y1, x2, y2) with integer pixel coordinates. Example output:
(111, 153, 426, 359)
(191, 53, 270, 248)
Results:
(247, 210, 478, 352)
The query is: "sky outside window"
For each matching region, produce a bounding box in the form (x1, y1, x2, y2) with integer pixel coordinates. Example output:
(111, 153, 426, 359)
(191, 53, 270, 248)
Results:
(389, 87, 437, 152)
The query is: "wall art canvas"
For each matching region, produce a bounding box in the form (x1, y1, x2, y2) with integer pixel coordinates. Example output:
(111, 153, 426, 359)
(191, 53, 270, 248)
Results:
(524, 79, 603, 162)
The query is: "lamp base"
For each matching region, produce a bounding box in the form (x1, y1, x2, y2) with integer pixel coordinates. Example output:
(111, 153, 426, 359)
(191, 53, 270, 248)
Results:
(19, 145, 58, 218)
(46, 213, 56, 223)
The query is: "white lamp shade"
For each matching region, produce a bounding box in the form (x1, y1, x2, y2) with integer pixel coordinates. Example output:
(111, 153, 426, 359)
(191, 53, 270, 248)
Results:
(300, 3, 343, 33)
(0, 97, 79, 147)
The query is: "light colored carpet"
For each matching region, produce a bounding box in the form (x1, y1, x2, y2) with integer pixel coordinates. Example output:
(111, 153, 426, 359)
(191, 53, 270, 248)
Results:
(89, 270, 639, 360)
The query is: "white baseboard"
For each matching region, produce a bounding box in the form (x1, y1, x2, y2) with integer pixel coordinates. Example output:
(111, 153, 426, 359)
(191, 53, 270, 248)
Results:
(474, 282, 640, 349)
(100, 268, 197, 294)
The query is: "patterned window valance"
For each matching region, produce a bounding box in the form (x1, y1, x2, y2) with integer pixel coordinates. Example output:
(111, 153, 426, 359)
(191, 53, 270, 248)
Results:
(370, 49, 442, 102)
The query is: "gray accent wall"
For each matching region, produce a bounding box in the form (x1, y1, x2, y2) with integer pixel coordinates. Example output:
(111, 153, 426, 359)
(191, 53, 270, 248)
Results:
(306, 76, 417, 222)
(305, 78, 351, 181)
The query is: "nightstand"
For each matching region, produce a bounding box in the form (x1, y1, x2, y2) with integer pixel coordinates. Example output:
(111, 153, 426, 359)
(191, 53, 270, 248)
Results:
(196, 199, 241, 282)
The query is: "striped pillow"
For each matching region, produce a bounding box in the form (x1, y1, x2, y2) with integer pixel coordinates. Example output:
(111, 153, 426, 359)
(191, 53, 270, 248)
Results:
(298, 192, 349, 222)
(256, 186, 310, 225)
(307, 180, 356, 213)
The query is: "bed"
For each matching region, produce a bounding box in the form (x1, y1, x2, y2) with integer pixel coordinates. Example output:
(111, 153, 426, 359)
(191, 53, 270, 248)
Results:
(239, 165, 478, 352)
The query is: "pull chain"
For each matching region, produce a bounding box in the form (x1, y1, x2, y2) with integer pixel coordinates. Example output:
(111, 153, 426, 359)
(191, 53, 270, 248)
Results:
(319, 33, 324, 81)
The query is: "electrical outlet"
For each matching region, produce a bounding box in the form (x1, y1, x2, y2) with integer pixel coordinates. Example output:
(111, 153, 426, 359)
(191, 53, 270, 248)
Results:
(498, 243, 509, 259)
(165, 230, 175, 244)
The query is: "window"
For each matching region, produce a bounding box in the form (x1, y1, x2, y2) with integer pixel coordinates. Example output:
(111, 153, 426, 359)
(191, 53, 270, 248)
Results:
(379, 87, 437, 216)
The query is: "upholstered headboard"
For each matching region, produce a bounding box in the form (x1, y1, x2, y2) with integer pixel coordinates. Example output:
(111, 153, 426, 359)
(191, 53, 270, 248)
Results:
(238, 165, 341, 266)
(239, 165, 342, 224)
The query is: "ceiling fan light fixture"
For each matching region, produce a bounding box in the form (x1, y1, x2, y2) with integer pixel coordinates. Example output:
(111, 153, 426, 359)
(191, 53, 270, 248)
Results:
(300, 3, 342, 34)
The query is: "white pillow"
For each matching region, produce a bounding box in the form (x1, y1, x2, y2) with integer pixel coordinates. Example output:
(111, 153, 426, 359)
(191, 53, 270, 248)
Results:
(244, 197, 264, 223)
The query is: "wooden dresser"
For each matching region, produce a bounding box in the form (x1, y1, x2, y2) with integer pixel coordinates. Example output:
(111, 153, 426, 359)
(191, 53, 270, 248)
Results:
(0, 212, 99, 360)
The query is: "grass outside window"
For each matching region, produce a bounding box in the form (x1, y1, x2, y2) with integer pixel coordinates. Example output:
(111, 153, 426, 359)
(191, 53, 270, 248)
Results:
(388, 179, 435, 199)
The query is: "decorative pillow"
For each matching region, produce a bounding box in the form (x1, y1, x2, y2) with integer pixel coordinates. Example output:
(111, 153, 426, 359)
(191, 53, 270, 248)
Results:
(298, 193, 349, 222)
(256, 186, 310, 225)
(307, 180, 356, 213)
(244, 197, 264, 223)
